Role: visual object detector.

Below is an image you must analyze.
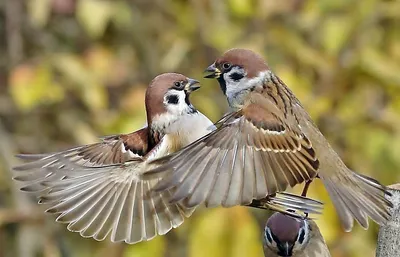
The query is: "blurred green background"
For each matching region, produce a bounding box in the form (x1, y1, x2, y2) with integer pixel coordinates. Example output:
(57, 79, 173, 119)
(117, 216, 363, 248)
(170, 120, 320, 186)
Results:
(0, 0, 399, 256)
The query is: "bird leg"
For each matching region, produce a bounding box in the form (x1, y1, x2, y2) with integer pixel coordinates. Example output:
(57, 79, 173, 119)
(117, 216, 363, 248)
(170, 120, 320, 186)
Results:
(301, 179, 313, 197)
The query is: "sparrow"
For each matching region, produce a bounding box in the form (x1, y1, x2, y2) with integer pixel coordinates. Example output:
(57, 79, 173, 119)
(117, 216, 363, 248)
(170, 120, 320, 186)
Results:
(13, 72, 322, 244)
(263, 212, 331, 257)
(146, 48, 392, 231)
(13, 73, 214, 244)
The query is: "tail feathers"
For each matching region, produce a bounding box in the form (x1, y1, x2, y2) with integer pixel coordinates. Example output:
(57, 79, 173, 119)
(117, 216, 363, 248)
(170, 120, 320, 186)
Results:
(320, 170, 392, 231)
(247, 192, 323, 218)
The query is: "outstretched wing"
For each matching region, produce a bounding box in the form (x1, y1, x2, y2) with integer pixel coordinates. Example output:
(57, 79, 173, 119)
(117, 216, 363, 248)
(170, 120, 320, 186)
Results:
(146, 95, 319, 208)
(13, 128, 149, 192)
(33, 166, 194, 243)
(13, 127, 194, 243)
(14, 128, 149, 171)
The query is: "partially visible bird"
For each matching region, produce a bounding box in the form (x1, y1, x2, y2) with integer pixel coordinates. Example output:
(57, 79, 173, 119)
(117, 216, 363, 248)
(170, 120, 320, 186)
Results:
(13, 73, 213, 244)
(13, 72, 322, 244)
(147, 48, 392, 231)
(263, 213, 331, 257)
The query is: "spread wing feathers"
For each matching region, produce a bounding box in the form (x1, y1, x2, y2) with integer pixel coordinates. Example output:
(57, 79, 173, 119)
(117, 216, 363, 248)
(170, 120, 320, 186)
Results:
(320, 170, 392, 231)
(146, 109, 319, 208)
(13, 131, 148, 192)
(28, 166, 194, 244)
(247, 192, 323, 218)
(13, 133, 146, 175)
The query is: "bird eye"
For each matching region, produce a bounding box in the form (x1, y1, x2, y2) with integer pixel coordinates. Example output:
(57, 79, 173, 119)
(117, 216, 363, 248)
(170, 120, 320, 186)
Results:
(174, 81, 184, 89)
(222, 62, 231, 70)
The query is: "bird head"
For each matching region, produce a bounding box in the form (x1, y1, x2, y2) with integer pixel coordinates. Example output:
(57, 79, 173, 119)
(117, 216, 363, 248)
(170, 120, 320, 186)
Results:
(263, 213, 310, 256)
(204, 48, 271, 103)
(145, 73, 200, 130)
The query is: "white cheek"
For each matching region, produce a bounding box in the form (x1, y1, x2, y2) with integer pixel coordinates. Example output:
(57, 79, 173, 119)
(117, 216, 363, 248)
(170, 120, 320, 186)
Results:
(223, 67, 247, 99)
(164, 90, 188, 115)
(223, 73, 240, 88)
(224, 70, 272, 107)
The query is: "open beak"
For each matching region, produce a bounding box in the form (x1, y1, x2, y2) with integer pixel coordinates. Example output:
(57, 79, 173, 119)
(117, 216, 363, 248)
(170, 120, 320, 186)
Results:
(204, 63, 221, 79)
(185, 78, 201, 93)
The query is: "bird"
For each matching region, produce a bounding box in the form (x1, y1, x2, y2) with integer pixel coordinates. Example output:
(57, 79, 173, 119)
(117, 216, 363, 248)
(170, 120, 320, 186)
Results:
(263, 212, 331, 257)
(12, 73, 213, 244)
(13, 72, 322, 244)
(146, 48, 392, 231)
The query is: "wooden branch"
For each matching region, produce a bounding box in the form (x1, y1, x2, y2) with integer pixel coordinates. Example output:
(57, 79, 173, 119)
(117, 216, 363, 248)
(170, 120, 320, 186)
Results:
(376, 184, 400, 257)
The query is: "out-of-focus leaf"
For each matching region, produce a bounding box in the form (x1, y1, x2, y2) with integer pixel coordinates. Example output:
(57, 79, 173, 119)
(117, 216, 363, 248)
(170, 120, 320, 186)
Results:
(53, 53, 89, 86)
(85, 45, 113, 81)
(111, 1, 134, 29)
(120, 86, 146, 113)
(228, 0, 254, 18)
(359, 49, 400, 86)
(123, 236, 165, 257)
(189, 208, 230, 257)
(9, 64, 64, 111)
(81, 82, 108, 111)
(27, 0, 51, 27)
(53, 52, 108, 111)
(321, 16, 353, 56)
(307, 179, 341, 244)
(206, 25, 241, 49)
(230, 208, 264, 257)
(269, 27, 332, 72)
(161, 39, 190, 71)
(58, 112, 99, 144)
(189, 208, 262, 257)
(380, 1, 400, 19)
(76, 0, 114, 39)
(191, 92, 223, 122)
(318, 0, 352, 12)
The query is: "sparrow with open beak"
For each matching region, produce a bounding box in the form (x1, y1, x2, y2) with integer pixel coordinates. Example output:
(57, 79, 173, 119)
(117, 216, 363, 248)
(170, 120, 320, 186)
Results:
(13, 73, 213, 244)
(148, 49, 392, 231)
(13, 72, 322, 243)
(263, 213, 331, 257)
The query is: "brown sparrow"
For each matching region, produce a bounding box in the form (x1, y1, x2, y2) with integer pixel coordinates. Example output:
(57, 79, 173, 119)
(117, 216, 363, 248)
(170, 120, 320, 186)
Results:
(147, 49, 392, 231)
(13, 73, 213, 244)
(13, 72, 322, 244)
(263, 213, 331, 257)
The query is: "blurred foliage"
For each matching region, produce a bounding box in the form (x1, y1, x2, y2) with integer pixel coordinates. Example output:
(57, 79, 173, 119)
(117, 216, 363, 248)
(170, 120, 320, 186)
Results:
(0, 0, 399, 257)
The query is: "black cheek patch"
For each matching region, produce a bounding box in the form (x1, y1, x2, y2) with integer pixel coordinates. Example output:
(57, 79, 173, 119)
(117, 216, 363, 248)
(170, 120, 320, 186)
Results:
(265, 231, 273, 243)
(166, 95, 179, 104)
(229, 72, 244, 81)
(298, 230, 305, 244)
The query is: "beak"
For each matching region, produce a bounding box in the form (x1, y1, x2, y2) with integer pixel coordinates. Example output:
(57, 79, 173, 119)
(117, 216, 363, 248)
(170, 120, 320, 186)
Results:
(204, 63, 221, 79)
(185, 78, 201, 93)
(278, 242, 294, 257)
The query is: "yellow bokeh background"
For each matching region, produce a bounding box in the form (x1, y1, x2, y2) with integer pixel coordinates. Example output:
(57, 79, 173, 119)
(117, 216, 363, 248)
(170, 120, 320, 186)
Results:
(0, 0, 399, 256)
